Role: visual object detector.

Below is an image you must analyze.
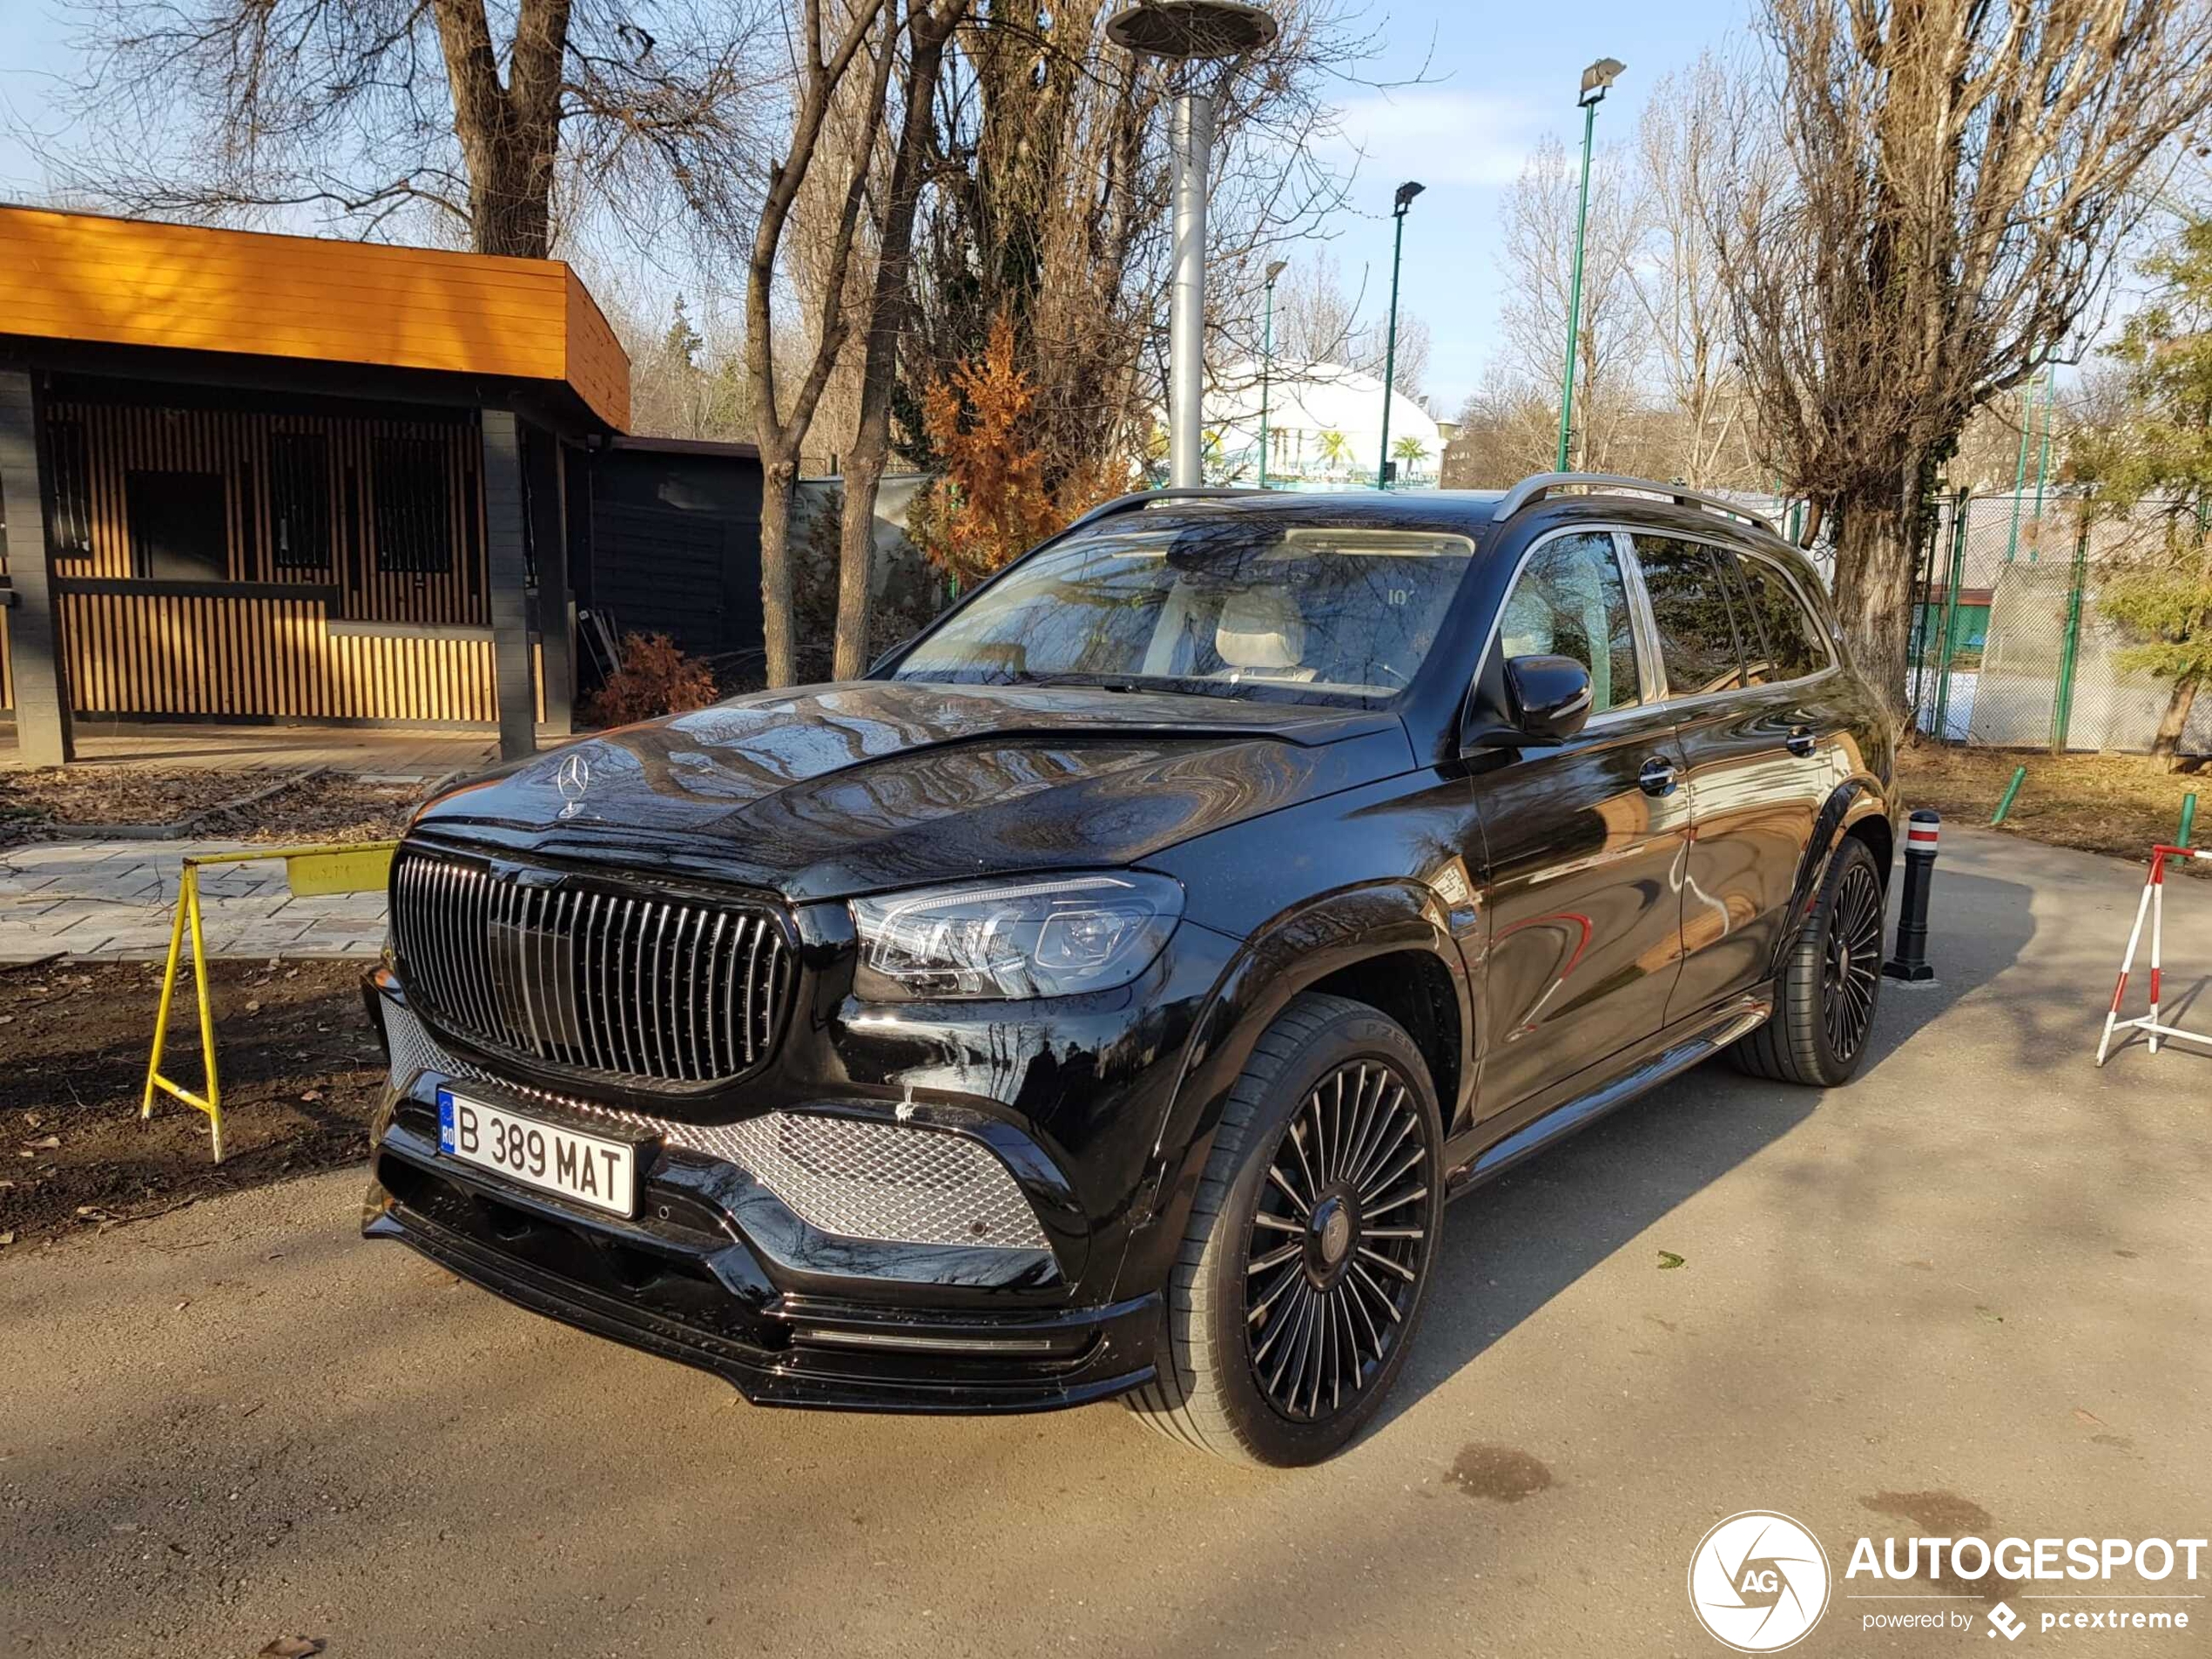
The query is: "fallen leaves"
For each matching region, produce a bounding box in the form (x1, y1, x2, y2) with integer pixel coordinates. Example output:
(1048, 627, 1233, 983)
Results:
(1656, 1251, 1686, 1271)
(259, 1638, 327, 1657)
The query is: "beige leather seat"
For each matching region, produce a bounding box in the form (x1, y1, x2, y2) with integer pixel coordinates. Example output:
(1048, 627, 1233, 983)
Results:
(1213, 587, 1318, 682)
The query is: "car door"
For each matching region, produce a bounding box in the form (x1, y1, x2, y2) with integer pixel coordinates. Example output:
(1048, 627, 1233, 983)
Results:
(1634, 534, 1838, 1021)
(1471, 527, 1692, 1118)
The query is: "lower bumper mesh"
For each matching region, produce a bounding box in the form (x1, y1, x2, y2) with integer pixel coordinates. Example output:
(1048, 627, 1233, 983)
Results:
(381, 997, 1048, 1252)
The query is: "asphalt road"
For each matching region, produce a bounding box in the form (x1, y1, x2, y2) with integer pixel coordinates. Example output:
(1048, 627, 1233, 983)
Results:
(4, 829, 2207, 1658)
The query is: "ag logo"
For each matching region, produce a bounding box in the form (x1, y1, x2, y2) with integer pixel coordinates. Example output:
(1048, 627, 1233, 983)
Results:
(1688, 1511, 1831, 1652)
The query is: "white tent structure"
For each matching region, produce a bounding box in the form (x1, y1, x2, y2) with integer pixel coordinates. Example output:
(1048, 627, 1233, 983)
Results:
(1203, 361, 1440, 489)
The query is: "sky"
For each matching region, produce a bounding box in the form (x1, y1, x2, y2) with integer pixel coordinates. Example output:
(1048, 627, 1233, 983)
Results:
(0, 0, 1754, 418)
(1298, 0, 1752, 414)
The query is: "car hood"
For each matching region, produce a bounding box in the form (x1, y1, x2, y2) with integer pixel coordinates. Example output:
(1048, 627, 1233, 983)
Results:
(409, 679, 1413, 902)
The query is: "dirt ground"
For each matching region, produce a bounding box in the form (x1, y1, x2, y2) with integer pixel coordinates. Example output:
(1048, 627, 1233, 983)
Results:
(1898, 742, 2209, 872)
(0, 767, 420, 848)
(0, 958, 384, 1250)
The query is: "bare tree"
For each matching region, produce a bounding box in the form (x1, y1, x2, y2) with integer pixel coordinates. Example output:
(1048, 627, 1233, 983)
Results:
(1712, 0, 2212, 714)
(832, 0, 970, 679)
(1632, 56, 1755, 489)
(747, 0, 895, 688)
(1495, 133, 1646, 471)
(37, 0, 775, 260)
(908, 0, 1372, 499)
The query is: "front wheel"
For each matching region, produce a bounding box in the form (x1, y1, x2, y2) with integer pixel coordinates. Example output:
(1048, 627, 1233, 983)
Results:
(1127, 993, 1444, 1466)
(1730, 835, 1885, 1086)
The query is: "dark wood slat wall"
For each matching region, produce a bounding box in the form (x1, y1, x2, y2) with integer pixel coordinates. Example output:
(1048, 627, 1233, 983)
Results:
(19, 400, 510, 725)
(57, 591, 500, 722)
(51, 401, 484, 624)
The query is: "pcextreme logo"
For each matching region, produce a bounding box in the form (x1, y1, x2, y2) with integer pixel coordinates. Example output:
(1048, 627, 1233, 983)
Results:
(1689, 1511, 1832, 1652)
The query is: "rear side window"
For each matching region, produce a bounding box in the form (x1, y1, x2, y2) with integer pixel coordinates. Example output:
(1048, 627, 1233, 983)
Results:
(1496, 530, 1642, 711)
(1730, 553, 1831, 683)
(1633, 536, 1746, 697)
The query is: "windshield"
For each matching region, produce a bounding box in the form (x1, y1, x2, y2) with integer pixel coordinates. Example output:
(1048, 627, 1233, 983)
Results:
(887, 516, 1479, 705)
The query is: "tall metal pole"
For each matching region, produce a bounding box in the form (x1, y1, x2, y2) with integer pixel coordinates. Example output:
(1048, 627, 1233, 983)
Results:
(2002, 374, 2035, 563)
(1168, 91, 1213, 489)
(1258, 276, 1276, 488)
(1377, 208, 1408, 490)
(1932, 487, 1973, 743)
(1555, 96, 1600, 473)
(2029, 369, 2055, 562)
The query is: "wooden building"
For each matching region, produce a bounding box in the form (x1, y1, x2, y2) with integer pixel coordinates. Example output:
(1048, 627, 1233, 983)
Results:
(0, 205, 632, 765)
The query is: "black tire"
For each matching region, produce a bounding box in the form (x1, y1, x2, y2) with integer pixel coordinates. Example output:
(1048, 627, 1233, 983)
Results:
(1730, 836, 1885, 1086)
(1127, 992, 1445, 1467)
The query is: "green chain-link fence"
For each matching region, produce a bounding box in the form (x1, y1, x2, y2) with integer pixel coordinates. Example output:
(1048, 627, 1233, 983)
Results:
(1905, 491, 2209, 755)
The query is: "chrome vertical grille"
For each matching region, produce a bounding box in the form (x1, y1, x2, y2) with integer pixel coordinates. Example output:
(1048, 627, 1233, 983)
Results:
(390, 847, 792, 1088)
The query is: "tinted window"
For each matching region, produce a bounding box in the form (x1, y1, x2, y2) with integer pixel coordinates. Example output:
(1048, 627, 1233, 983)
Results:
(1496, 531, 1641, 711)
(1730, 553, 1831, 682)
(126, 470, 229, 581)
(1634, 536, 1746, 696)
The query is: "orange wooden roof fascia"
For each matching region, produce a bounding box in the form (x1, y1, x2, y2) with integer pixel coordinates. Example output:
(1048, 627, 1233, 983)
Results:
(0, 205, 630, 431)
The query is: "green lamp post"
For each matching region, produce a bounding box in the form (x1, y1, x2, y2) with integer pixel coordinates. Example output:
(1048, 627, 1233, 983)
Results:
(1259, 258, 1286, 487)
(1376, 180, 1424, 490)
(1554, 55, 1625, 474)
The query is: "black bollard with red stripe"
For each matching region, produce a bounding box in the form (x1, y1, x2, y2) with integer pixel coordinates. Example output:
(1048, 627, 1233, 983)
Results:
(1882, 811, 1939, 982)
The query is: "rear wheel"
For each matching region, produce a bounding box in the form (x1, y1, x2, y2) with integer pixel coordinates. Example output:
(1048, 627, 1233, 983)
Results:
(1730, 835, 1885, 1086)
(1128, 993, 1444, 1466)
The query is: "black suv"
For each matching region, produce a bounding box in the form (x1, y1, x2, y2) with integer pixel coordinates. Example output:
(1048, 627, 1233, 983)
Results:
(363, 474, 1897, 1465)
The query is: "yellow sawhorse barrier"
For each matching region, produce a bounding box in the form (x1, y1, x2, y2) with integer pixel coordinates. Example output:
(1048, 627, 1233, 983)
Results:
(143, 840, 399, 1163)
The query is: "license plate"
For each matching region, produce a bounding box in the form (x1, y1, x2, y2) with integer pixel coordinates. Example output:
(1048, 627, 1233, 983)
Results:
(436, 1088, 637, 1217)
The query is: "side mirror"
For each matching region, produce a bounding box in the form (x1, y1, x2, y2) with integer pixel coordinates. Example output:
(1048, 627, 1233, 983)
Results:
(1504, 654, 1593, 744)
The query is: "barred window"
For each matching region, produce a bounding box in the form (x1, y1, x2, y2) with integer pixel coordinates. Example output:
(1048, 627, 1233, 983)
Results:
(373, 437, 453, 575)
(270, 433, 334, 571)
(46, 419, 92, 557)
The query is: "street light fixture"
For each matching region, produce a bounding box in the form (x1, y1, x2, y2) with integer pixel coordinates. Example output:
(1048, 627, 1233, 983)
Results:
(1106, 2, 1280, 489)
(1376, 180, 1424, 490)
(1259, 258, 1287, 488)
(1555, 55, 1625, 473)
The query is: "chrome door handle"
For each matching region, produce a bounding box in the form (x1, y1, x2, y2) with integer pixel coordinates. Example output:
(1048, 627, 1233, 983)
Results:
(1784, 728, 1817, 758)
(1637, 758, 1677, 796)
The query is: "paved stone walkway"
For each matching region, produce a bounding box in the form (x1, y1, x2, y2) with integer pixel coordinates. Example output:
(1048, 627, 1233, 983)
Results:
(1, 723, 499, 778)
(0, 839, 387, 962)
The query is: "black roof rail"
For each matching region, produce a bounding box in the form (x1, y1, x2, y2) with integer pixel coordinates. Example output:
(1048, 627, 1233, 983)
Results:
(1059, 486, 1282, 536)
(1492, 471, 1781, 538)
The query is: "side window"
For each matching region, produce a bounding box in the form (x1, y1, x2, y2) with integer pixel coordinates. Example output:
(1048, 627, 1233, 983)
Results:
(1497, 531, 1642, 711)
(1730, 552, 1831, 683)
(1633, 535, 1746, 697)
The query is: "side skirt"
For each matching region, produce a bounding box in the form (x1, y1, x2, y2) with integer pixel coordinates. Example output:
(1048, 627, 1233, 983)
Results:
(1442, 992, 1774, 1196)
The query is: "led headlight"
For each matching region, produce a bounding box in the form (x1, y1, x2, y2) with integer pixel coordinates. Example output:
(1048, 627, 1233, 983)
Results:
(850, 873, 1184, 1001)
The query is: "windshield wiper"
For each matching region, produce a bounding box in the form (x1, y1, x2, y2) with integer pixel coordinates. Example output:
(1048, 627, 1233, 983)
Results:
(1003, 671, 1150, 693)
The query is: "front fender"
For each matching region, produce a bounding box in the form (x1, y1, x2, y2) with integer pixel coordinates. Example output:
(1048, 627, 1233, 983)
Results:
(1113, 880, 1474, 1299)
(1772, 776, 1896, 974)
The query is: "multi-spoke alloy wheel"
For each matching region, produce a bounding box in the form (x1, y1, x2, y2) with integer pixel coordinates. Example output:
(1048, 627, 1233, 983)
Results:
(1821, 859, 1883, 1063)
(1128, 992, 1444, 1466)
(1729, 834, 1885, 1088)
(1245, 1061, 1430, 1423)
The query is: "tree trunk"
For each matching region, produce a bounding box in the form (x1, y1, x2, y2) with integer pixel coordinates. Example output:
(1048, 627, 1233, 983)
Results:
(833, 5, 958, 679)
(758, 452, 799, 688)
(2152, 673, 2202, 772)
(1830, 479, 1920, 726)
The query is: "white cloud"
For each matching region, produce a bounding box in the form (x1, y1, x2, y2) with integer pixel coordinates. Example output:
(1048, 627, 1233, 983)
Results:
(1325, 89, 1541, 191)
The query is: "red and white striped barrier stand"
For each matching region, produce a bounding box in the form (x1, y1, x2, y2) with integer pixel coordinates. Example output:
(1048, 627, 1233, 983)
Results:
(2096, 843, 2212, 1066)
